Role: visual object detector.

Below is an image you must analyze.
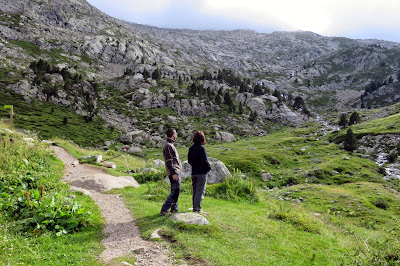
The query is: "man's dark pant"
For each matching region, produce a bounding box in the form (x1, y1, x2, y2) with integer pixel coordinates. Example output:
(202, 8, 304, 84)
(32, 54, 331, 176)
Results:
(192, 174, 207, 212)
(161, 174, 181, 213)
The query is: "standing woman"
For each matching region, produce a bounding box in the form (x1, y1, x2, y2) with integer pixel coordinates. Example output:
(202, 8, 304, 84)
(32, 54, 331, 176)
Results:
(188, 131, 211, 213)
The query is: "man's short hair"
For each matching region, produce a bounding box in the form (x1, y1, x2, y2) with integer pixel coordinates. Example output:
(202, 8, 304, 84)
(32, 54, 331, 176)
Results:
(166, 128, 176, 138)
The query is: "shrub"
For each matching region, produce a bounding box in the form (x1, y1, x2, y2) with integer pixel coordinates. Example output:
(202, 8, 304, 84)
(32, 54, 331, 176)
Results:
(0, 131, 92, 235)
(207, 170, 258, 202)
(388, 152, 398, 163)
(372, 198, 389, 210)
(133, 168, 167, 183)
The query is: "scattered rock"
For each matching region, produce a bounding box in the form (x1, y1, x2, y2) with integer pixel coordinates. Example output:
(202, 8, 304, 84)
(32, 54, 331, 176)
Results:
(215, 131, 236, 142)
(181, 158, 232, 183)
(132, 247, 148, 254)
(100, 161, 117, 169)
(171, 212, 210, 225)
(80, 155, 103, 164)
(127, 146, 143, 154)
(261, 171, 272, 182)
(153, 159, 164, 168)
(150, 228, 163, 240)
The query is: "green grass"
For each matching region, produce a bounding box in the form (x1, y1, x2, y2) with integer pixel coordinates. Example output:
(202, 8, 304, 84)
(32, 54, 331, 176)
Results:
(351, 112, 400, 135)
(114, 180, 400, 265)
(328, 111, 400, 145)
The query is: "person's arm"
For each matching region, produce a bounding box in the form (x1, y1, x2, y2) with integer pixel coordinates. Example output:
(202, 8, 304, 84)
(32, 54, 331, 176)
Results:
(202, 146, 211, 172)
(164, 145, 177, 176)
(188, 148, 193, 166)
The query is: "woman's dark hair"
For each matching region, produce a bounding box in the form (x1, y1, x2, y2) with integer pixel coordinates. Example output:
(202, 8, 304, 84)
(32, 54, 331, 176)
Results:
(193, 131, 206, 145)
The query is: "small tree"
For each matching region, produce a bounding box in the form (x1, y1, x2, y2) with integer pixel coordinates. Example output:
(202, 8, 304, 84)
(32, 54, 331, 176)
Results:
(339, 113, 348, 129)
(238, 102, 244, 114)
(190, 83, 197, 96)
(178, 76, 183, 86)
(249, 111, 257, 121)
(293, 96, 305, 110)
(224, 92, 233, 106)
(142, 69, 150, 79)
(349, 111, 361, 125)
(215, 94, 222, 105)
(344, 128, 357, 152)
(152, 68, 161, 80)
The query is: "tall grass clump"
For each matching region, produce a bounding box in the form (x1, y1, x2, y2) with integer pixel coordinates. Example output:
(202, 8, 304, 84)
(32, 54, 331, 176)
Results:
(207, 170, 259, 202)
(0, 130, 92, 235)
(267, 200, 320, 233)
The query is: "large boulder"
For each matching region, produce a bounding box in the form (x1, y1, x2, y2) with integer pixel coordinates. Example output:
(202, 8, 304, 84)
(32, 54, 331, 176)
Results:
(181, 158, 231, 184)
(119, 130, 149, 144)
(127, 146, 143, 154)
(215, 131, 236, 142)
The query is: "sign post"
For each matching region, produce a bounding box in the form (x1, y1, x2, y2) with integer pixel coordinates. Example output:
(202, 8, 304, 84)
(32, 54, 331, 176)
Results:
(4, 105, 13, 129)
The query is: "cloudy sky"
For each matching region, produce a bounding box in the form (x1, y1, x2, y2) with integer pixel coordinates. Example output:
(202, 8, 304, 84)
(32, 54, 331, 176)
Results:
(86, 0, 400, 43)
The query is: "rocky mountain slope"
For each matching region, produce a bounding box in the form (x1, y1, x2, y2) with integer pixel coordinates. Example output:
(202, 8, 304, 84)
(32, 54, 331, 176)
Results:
(1, 0, 400, 148)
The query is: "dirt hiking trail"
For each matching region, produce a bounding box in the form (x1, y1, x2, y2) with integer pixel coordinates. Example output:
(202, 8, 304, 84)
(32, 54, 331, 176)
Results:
(51, 145, 173, 265)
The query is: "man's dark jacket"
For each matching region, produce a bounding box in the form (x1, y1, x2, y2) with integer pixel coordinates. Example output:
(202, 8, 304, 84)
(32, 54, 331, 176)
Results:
(188, 143, 211, 175)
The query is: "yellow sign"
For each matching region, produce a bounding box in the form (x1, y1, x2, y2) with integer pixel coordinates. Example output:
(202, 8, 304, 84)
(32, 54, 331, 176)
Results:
(4, 105, 12, 109)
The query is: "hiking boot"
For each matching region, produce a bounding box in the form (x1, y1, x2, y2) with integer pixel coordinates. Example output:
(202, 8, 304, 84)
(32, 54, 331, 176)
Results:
(160, 210, 170, 216)
(193, 209, 208, 216)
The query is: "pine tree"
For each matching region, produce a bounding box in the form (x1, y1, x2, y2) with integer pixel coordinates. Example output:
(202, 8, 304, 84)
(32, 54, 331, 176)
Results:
(339, 113, 348, 129)
(218, 87, 223, 96)
(293, 96, 305, 110)
(224, 92, 233, 106)
(178, 76, 183, 86)
(152, 68, 161, 80)
(249, 111, 257, 121)
(238, 102, 244, 114)
(142, 69, 150, 79)
(190, 83, 197, 96)
(349, 111, 361, 125)
(344, 128, 357, 152)
(215, 94, 221, 105)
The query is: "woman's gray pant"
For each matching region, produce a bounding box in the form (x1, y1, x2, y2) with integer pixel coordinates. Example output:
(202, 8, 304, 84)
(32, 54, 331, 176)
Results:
(192, 174, 207, 212)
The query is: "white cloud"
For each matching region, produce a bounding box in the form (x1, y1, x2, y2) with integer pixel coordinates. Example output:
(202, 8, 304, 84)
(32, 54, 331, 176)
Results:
(202, 0, 400, 36)
(87, 0, 400, 41)
(88, 0, 173, 12)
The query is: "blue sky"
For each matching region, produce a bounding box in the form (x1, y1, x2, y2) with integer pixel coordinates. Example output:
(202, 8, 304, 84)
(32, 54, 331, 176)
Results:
(86, 0, 400, 43)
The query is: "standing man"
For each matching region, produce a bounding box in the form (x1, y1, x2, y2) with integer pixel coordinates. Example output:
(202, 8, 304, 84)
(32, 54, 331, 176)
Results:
(160, 128, 182, 216)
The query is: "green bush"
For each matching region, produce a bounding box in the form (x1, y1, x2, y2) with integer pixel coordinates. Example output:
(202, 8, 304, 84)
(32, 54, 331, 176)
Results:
(133, 168, 167, 183)
(0, 131, 92, 235)
(207, 170, 258, 202)
(372, 198, 389, 210)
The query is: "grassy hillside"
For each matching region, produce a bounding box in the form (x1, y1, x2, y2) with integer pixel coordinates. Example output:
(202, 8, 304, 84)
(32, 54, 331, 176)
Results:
(0, 91, 119, 147)
(0, 123, 105, 265)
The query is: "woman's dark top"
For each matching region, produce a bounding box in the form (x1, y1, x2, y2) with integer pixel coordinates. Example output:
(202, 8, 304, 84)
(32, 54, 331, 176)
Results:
(188, 143, 211, 175)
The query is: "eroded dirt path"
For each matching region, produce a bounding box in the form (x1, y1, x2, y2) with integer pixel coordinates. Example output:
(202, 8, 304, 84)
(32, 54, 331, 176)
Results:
(51, 145, 172, 265)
